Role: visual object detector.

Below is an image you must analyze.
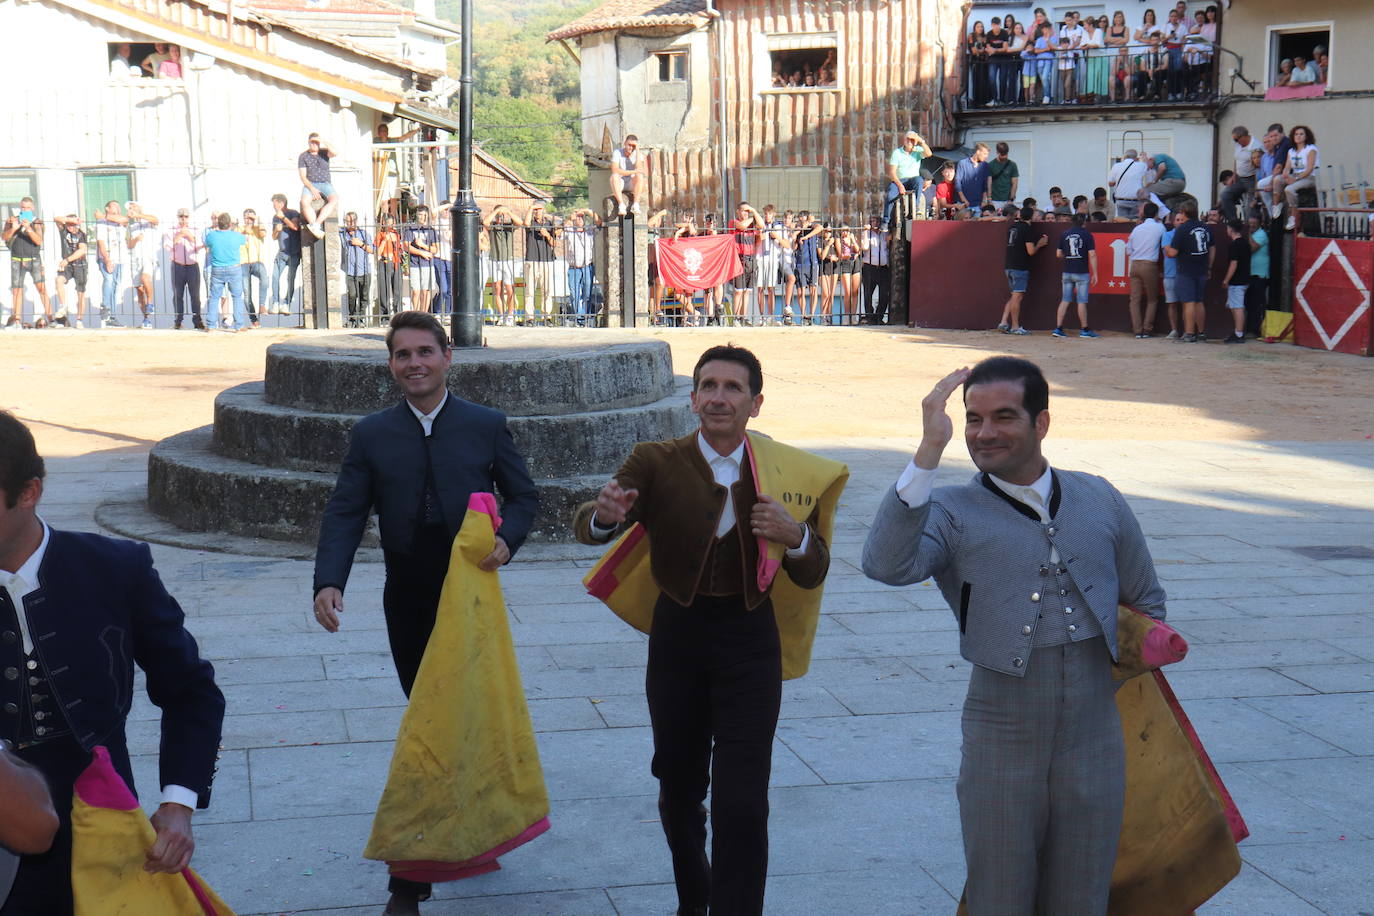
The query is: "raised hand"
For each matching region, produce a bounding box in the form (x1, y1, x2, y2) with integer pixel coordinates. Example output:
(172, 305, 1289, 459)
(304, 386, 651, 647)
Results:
(592, 479, 638, 527)
(915, 367, 970, 470)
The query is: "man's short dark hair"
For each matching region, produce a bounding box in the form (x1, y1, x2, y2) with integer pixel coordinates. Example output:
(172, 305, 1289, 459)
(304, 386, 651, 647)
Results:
(1143, 202, 1160, 219)
(963, 356, 1049, 419)
(1022, 197, 1037, 208)
(1091, 211, 1107, 221)
(1019, 205, 1034, 221)
(385, 311, 449, 354)
(216, 213, 231, 230)
(1049, 186, 1063, 196)
(1227, 219, 1246, 233)
(1179, 200, 1199, 219)
(272, 193, 288, 205)
(1218, 169, 1235, 184)
(1093, 187, 1107, 198)
(1072, 213, 1088, 227)
(996, 141, 1010, 155)
(1072, 195, 1087, 209)
(693, 345, 763, 396)
(1267, 122, 1284, 134)
(0, 411, 45, 508)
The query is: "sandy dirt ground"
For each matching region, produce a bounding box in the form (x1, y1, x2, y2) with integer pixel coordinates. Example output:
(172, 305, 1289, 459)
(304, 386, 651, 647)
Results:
(3, 325, 1372, 459)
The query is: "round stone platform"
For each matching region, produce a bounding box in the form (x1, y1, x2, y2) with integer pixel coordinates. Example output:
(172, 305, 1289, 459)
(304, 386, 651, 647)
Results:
(145, 329, 694, 547)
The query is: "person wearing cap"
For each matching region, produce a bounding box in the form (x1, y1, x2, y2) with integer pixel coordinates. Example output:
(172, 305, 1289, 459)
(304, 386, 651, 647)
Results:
(882, 130, 932, 229)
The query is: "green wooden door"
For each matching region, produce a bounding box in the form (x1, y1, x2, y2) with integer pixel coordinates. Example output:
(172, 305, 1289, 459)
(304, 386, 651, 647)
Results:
(81, 172, 134, 222)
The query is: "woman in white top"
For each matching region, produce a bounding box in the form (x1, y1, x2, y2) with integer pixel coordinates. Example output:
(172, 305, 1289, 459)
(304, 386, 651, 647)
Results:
(1133, 8, 1162, 45)
(1080, 17, 1108, 98)
(1276, 125, 1320, 230)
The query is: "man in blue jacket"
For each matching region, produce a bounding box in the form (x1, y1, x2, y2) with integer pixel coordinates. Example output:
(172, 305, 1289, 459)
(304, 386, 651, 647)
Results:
(312, 311, 538, 916)
(0, 411, 225, 916)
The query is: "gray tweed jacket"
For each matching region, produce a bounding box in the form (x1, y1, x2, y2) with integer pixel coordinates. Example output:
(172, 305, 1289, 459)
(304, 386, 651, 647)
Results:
(862, 468, 1167, 677)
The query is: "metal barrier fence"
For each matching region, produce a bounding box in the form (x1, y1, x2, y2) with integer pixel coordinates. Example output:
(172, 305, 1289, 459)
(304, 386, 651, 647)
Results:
(960, 46, 1217, 110)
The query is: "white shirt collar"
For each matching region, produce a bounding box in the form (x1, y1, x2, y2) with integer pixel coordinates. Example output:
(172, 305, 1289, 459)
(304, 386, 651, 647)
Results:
(406, 391, 448, 432)
(697, 431, 745, 469)
(2, 518, 49, 589)
(988, 464, 1053, 514)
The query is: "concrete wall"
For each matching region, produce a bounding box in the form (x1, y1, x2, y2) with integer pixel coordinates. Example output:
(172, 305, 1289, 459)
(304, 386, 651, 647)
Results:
(963, 119, 1217, 210)
(616, 30, 711, 149)
(580, 33, 622, 151)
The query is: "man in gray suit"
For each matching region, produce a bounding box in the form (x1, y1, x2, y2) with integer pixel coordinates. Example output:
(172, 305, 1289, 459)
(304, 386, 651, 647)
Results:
(862, 356, 1166, 914)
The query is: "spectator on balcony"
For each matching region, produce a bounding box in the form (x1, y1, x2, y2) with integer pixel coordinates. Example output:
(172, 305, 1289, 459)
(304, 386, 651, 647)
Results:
(1054, 36, 1079, 103)
(140, 43, 171, 77)
(610, 135, 646, 217)
(1314, 45, 1328, 82)
(988, 142, 1019, 212)
(1274, 125, 1320, 231)
(1289, 55, 1320, 87)
(1031, 23, 1056, 104)
(1160, 9, 1188, 100)
(109, 43, 138, 79)
(298, 133, 339, 238)
(1081, 16, 1108, 100)
(967, 20, 990, 108)
(269, 193, 301, 315)
(1105, 11, 1131, 100)
(985, 17, 1012, 105)
(157, 45, 183, 80)
(1009, 23, 1033, 104)
(406, 205, 440, 313)
(956, 142, 991, 212)
(882, 130, 932, 229)
(340, 211, 373, 327)
(1138, 152, 1186, 205)
(1274, 58, 1293, 88)
(1216, 128, 1258, 220)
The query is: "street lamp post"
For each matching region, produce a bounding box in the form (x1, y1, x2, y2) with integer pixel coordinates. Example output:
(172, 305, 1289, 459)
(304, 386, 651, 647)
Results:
(450, 0, 482, 348)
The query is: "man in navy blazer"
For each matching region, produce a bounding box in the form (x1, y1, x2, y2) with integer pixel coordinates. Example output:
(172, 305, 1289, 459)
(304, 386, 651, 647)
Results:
(312, 311, 538, 916)
(0, 411, 225, 916)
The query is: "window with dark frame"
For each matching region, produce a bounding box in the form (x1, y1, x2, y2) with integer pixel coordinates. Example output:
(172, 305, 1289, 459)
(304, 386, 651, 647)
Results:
(656, 51, 687, 83)
(106, 41, 184, 79)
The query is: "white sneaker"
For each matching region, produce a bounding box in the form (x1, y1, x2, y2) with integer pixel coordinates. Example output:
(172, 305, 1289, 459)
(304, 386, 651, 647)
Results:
(1270, 202, 1283, 219)
(1285, 215, 1297, 231)
(75, 319, 84, 329)
(630, 202, 641, 215)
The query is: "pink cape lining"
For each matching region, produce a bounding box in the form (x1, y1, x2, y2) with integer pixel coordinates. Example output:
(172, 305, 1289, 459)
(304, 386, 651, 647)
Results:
(72, 746, 223, 915)
(1152, 672, 1250, 844)
(467, 491, 501, 527)
(388, 816, 551, 883)
(744, 437, 783, 594)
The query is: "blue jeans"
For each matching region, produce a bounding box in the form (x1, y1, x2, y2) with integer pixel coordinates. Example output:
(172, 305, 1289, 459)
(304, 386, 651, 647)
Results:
(567, 263, 594, 317)
(99, 261, 121, 315)
(207, 265, 246, 330)
(883, 177, 924, 228)
(241, 262, 267, 321)
(1061, 273, 1090, 303)
(270, 252, 301, 309)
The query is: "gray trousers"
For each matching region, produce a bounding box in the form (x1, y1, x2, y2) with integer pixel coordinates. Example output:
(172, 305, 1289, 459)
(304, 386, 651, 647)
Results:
(958, 636, 1124, 916)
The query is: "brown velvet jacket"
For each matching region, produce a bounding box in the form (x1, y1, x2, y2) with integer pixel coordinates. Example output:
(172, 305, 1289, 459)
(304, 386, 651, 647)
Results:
(573, 433, 829, 609)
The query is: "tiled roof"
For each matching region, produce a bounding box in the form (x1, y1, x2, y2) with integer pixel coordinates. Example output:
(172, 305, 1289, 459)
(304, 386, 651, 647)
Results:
(546, 0, 706, 42)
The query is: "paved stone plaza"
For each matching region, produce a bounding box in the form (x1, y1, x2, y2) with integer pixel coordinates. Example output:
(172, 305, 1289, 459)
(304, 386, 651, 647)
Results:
(43, 434, 1374, 915)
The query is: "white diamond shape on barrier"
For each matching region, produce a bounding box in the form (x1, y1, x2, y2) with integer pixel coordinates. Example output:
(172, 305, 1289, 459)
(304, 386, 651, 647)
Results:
(1294, 240, 1371, 351)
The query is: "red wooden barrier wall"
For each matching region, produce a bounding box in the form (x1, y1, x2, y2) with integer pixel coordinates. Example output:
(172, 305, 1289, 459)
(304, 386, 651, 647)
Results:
(1293, 237, 1373, 357)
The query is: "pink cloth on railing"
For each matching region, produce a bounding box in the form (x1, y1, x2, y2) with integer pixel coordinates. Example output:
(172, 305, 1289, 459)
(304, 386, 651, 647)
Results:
(1264, 84, 1326, 101)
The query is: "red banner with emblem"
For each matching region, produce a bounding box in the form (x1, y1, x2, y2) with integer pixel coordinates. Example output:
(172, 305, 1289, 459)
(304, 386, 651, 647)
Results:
(655, 235, 741, 292)
(1293, 237, 1373, 356)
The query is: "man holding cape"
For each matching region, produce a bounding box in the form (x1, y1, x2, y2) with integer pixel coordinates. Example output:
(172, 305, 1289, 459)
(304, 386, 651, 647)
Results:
(574, 344, 846, 916)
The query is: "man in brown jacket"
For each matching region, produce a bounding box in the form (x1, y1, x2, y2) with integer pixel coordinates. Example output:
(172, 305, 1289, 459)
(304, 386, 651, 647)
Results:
(574, 344, 829, 916)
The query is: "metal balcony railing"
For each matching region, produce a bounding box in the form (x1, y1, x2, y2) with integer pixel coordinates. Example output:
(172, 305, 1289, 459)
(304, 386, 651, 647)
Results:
(958, 46, 1220, 112)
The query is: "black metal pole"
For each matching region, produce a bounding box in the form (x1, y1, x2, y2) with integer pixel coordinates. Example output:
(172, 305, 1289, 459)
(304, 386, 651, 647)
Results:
(451, 0, 482, 348)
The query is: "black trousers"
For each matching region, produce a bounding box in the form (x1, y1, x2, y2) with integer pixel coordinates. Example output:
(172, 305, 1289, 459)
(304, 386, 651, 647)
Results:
(647, 593, 782, 916)
(379, 525, 454, 901)
(346, 273, 371, 326)
(171, 262, 202, 326)
(1, 737, 129, 916)
(378, 262, 402, 317)
(861, 263, 890, 324)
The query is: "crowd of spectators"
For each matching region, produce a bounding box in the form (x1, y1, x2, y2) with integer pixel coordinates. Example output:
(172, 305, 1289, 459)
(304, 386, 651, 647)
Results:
(964, 4, 1220, 107)
(108, 42, 185, 80)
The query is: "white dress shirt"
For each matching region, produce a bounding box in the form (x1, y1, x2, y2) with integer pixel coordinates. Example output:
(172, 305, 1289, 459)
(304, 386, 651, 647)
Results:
(406, 391, 449, 436)
(1127, 218, 1167, 262)
(0, 519, 198, 810)
(591, 433, 810, 556)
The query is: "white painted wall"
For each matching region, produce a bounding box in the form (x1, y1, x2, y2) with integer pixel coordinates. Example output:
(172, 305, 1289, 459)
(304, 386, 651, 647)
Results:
(963, 119, 1216, 210)
(2, 1, 383, 322)
(580, 33, 622, 151)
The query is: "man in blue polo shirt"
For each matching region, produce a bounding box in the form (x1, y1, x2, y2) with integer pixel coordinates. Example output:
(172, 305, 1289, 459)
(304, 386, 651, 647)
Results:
(1053, 213, 1098, 338)
(956, 143, 992, 213)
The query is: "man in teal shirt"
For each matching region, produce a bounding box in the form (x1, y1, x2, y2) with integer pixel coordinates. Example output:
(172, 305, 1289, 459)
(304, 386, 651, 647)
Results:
(883, 130, 932, 228)
(203, 213, 247, 331)
(1139, 152, 1186, 204)
(1245, 213, 1269, 338)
